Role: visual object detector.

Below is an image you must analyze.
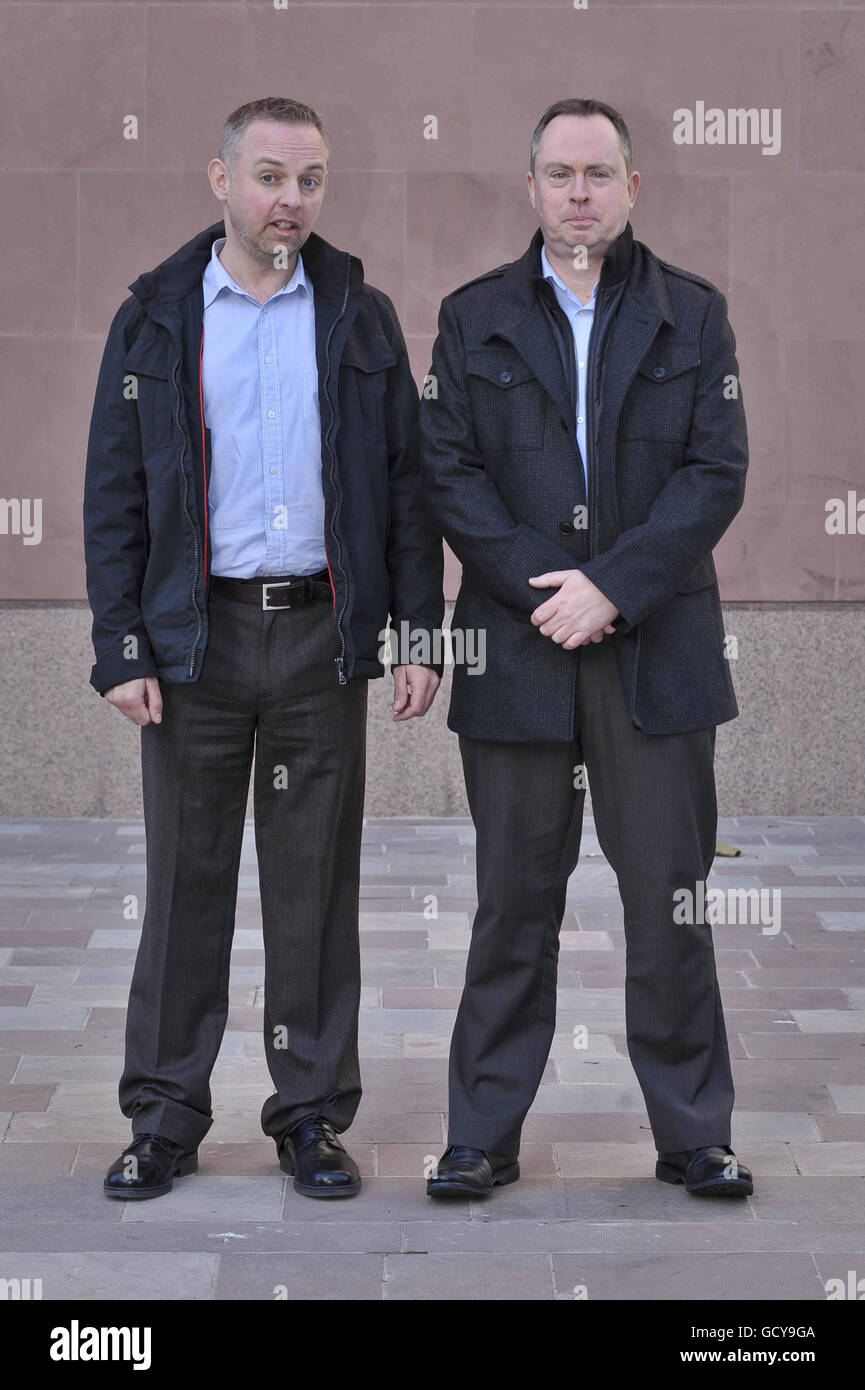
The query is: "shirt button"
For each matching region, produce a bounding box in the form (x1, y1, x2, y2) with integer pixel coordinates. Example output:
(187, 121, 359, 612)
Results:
(267, 410, 275, 419)
(559, 522, 575, 535)
(265, 356, 272, 364)
(578, 361, 585, 369)
(270, 467, 277, 474)
(577, 416, 584, 424)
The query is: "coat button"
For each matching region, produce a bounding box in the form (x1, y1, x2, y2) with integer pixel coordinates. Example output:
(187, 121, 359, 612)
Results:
(652, 366, 666, 379)
(500, 370, 513, 384)
(559, 521, 575, 535)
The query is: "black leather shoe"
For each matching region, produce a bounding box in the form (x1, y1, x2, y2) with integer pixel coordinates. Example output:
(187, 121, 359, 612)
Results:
(278, 1117, 360, 1198)
(426, 1145, 520, 1198)
(103, 1132, 198, 1200)
(656, 1144, 753, 1197)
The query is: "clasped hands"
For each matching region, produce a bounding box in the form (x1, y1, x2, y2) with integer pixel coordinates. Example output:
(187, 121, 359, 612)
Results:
(528, 569, 619, 648)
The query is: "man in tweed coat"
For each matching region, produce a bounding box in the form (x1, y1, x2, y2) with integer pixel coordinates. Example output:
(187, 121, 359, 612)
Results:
(420, 99, 753, 1200)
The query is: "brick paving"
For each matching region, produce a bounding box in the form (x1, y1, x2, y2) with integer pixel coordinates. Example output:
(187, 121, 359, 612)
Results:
(0, 814, 864, 1301)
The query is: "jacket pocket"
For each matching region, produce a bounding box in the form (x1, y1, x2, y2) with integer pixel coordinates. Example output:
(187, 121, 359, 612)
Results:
(125, 332, 174, 450)
(619, 342, 701, 443)
(339, 332, 396, 441)
(466, 348, 546, 451)
(140, 479, 189, 643)
(634, 342, 701, 383)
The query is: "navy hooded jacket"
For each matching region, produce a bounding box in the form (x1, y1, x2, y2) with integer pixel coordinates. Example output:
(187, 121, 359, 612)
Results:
(83, 220, 444, 696)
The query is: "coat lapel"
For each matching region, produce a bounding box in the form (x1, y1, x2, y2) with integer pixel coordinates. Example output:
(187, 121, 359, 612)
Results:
(479, 230, 573, 426)
(598, 251, 675, 436)
(477, 223, 676, 439)
(491, 299, 575, 427)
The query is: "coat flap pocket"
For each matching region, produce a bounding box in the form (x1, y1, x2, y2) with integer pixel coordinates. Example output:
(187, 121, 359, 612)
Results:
(125, 331, 171, 380)
(466, 348, 536, 389)
(340, 333, 396, 373)
(636, 342, 701, 383)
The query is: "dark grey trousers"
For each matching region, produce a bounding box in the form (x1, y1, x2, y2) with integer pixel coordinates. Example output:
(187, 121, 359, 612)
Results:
(449, 636, 734, 1157)
(118, 583, 368, 1152)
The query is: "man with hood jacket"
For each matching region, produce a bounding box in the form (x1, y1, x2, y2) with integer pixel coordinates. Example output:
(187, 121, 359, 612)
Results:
(85, 98, 443, 1202)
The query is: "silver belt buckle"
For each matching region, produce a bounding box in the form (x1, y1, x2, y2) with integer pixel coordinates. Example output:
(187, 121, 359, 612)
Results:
(261, 580, 299, 610)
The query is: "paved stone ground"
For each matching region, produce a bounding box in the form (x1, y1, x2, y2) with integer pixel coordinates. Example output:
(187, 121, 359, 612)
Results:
(0, 814, 864, 1302)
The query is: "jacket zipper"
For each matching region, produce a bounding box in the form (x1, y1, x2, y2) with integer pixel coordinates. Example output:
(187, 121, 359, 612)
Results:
(321, 255, 352, 685)
(584, 288, 608, 562)
(534, 289, 590, 541)
(560, 314, 586, 519)
(172, 354, 203, 678)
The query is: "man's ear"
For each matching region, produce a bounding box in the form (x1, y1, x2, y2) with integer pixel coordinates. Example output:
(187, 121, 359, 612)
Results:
(207, 158, 229, 203)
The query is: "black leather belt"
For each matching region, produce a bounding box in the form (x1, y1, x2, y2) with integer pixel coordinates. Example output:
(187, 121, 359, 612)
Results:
(210, 568, 332, 610)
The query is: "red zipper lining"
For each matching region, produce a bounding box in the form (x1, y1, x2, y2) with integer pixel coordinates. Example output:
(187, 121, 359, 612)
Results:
(322, 522, 337, 616)
(198, 323, 208, 590)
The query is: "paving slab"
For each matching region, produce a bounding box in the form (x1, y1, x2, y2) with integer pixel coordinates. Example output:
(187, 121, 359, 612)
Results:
(119, 1175, 285, 1224)
(550, 1252, 824, 1300)
(400, 1218, 865, 1256)
(787, 1142, 865, 1175)
(748, 1177, 865, 1222)
(384, 1252, 555, 1300)
(214, 1252, 385, 1300)
(0, 1005, 89, 1030)
(0, 1251, 216, 1300)
(0, 1219, 404, 1255)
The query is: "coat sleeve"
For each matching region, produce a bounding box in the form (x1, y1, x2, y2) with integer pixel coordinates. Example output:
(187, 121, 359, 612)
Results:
(419, 293, 580, 614)
(578, 289, 748, 632)
(83, 298, 160, 696)
(377, 292, 446, 673)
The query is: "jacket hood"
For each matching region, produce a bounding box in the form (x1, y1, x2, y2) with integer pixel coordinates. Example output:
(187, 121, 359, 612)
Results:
(128, 219, 364, 311)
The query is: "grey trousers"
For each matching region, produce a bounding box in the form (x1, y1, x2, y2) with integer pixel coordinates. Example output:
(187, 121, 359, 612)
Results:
(449, 636, 734, 1157)
(118, 583, 368, 1152)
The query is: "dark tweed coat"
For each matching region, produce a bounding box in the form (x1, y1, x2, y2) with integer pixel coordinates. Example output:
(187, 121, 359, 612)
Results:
(419, 221, 748, 742)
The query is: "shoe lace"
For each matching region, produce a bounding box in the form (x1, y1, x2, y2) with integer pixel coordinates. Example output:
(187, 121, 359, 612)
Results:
(291, 1117, 338, 1146)
(133, 1132, 183, 1153)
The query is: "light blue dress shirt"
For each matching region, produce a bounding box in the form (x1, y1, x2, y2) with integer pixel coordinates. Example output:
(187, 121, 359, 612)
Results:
(201, 236, 326, 578)
(540, 242, 598, 494)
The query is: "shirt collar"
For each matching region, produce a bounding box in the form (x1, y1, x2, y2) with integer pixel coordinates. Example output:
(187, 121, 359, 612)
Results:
(202, 235, 313, 308)
(540, 241, 598, 308)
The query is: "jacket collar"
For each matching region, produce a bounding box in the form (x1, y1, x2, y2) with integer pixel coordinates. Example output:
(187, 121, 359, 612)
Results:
(202, 234, 313, 310)
(128, 219, 362, 319)
(478, 219, 677, 436)
(487, 219, 674, 336)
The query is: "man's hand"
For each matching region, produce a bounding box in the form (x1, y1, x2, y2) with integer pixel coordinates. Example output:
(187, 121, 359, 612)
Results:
(528, 570, 619, 649)
(392, 664, 440, 722)
(104, 676, 163, 726)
